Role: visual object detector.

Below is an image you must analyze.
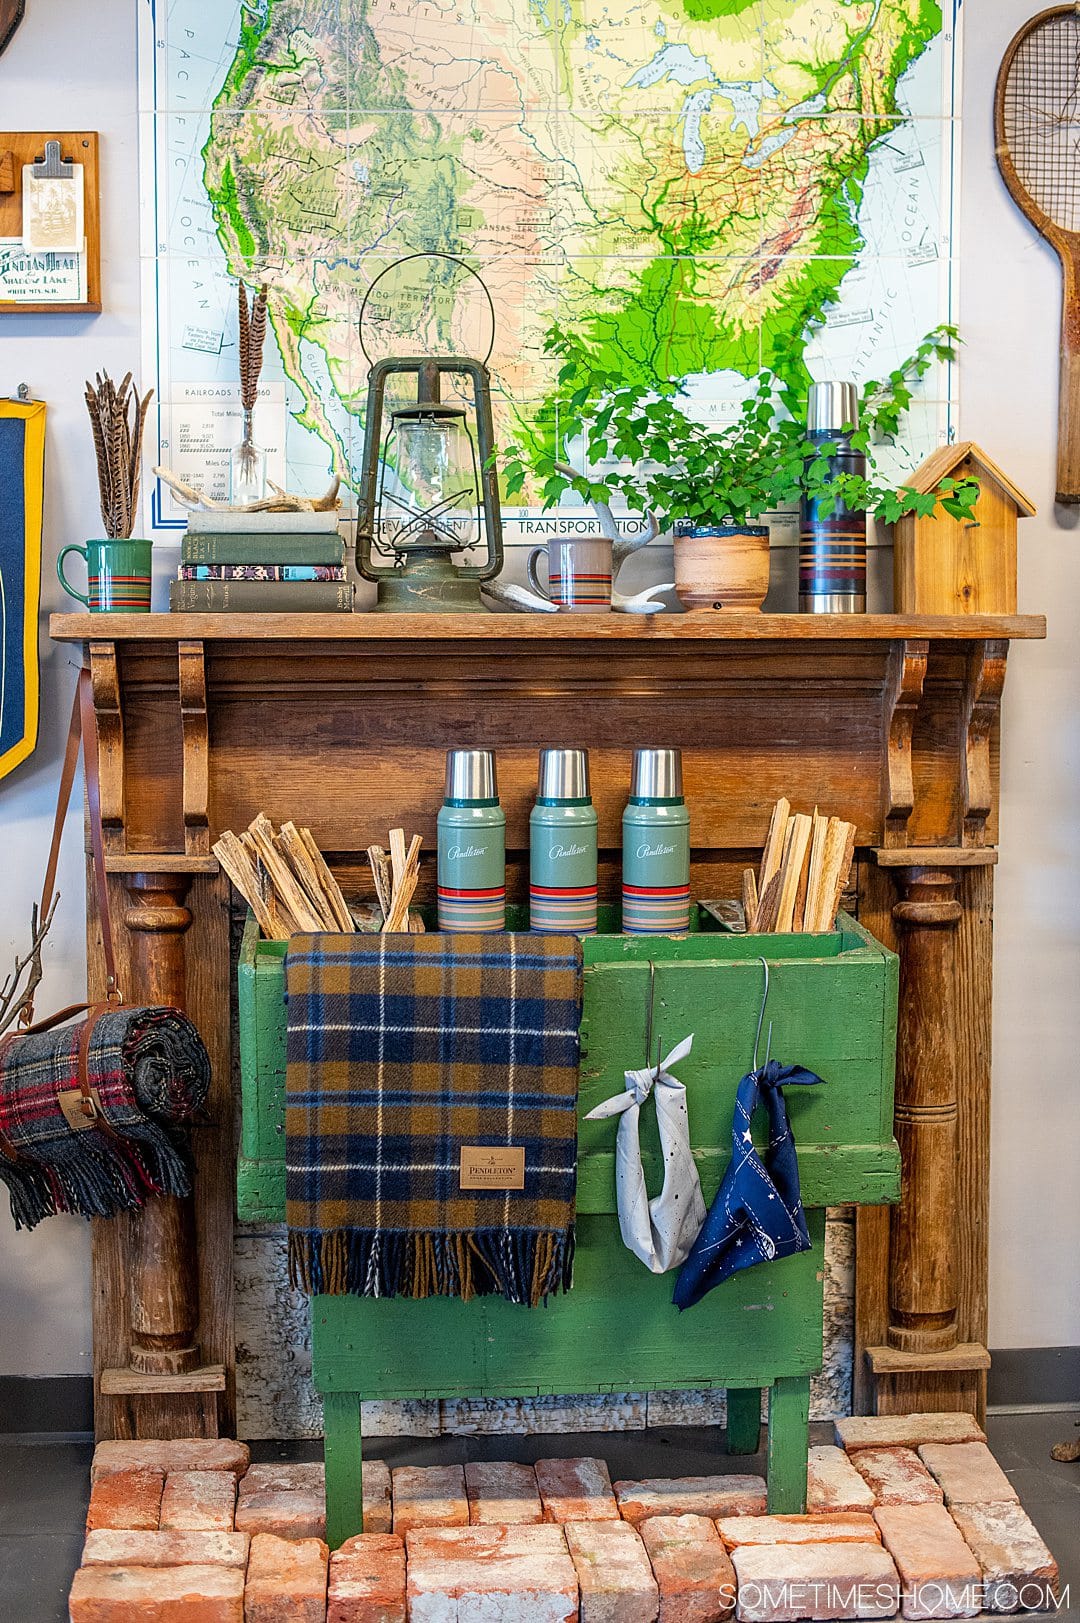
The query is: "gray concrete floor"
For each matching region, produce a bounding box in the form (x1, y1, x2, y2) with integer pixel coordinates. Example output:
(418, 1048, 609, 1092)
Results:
(0, 1412, 1075, 1621)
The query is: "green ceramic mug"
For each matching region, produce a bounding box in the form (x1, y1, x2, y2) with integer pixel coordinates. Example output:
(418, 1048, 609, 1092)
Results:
(57, 538, 153, 612)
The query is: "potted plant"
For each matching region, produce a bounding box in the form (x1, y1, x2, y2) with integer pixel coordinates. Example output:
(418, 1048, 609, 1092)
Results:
(500, 326, 979, 612)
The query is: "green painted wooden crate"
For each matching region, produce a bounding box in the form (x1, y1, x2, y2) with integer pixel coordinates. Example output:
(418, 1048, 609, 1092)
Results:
(237, 908, 900, 1542)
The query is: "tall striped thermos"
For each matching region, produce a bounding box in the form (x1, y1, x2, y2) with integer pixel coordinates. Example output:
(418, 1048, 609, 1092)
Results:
(437, 749, 506, 932)
(621, 748, 691, 935)
(530, 749, 598, 934)
(799, 380, 867, 614)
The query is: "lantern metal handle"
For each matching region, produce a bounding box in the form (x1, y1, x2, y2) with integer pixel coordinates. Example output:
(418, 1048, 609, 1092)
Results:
(357, 253, 497, 369)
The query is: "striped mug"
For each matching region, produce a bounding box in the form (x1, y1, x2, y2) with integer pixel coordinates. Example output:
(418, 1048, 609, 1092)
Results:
(57, 538, 152, 612)
(527, 535, 612, 612)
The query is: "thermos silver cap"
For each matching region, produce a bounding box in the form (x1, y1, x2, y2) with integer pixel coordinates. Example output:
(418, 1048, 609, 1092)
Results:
(537, 747, 591, 801)
(630, 747, 683, 801)
(445, 748, 498, 802)
(806, 380, 859, 434)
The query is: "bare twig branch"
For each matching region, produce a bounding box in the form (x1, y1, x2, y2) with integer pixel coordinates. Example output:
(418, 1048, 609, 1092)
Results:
(0, 896, 59, 1038)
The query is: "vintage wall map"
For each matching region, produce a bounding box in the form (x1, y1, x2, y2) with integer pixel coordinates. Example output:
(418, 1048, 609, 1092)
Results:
(139, 0, 960, 536)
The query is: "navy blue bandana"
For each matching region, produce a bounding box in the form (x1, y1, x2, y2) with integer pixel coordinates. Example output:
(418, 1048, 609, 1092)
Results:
(673, 1059, 824, 1310)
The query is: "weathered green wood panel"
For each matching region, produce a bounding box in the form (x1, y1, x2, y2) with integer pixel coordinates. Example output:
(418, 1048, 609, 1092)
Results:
(313, 1210, 826, 1400)
(237, 910, 900, 1224)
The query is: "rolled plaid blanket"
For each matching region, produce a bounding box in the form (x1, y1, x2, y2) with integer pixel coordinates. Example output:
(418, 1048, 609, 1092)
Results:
(0, 1007, 211, 1229)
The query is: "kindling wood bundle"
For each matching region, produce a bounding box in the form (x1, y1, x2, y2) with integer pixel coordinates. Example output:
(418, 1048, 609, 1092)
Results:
(214, 815, 425, 938)
(744, 798, 856, 934)
(213, 815, 353, 940)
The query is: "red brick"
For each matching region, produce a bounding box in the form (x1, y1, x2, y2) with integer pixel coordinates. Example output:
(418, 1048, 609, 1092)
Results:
(564, 1516, 660, 1622)
(615, 1477, 766, 1527)
(716, 1514, 880, 1549)
(86, 1468, 164, 1532)
(235, 1461, 326, 1540)
(362, 1459, 392, 1536)
(328, 1532, 405, 1623)
(535, 1456, 620, 1523)
(68, 1562, 244, 1622)
(465, 1460, 543, 1525)
(160, 1471, 236, 1532)
(391, 1465, 468, 1534)
(874, 1503, 981, 1618)
(638, 1513, 736, 1622)
(731, 1541, 899, 1621)
(81, 1530, 249, 1569)
(245, 1531, 328, 1623)
(916, 1443, 1018, 1508)
(835, 1415, 984, 1454)
(849, 1449, 944, 1507)
(806, 1447, 875, 1514)
(949, 1501, 1059, 1613)
(405, 1523, 579, 1621)
(91, 1440, 249, 1483)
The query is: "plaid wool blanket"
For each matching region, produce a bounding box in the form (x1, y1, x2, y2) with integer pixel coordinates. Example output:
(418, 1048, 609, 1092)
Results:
(0, 1008, 210, 1229)
(285, 932, 583, 1306)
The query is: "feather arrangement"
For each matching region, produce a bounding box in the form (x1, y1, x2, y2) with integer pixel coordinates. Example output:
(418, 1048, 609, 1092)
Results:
(238, 280, 269, 413)
(84, 371, 154, 540)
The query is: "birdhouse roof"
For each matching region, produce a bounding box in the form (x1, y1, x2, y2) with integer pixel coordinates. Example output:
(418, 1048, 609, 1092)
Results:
(905, 441, 1036, 516)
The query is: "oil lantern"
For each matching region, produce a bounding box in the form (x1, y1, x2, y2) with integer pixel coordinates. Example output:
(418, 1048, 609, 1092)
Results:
(355, 258, 504, 611)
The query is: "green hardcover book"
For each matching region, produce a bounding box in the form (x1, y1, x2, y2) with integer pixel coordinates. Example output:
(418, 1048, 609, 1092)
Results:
(181, 533, 346, 566)
(170, 579, 354, 613)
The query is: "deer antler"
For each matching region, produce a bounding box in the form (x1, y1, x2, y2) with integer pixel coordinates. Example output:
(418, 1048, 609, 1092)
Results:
(0, 897, 59, 1038)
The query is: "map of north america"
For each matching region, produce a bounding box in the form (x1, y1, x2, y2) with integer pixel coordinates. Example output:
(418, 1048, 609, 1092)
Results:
(143, 0, 954, 520)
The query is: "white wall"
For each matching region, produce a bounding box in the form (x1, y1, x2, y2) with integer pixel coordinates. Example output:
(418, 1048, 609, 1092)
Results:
(0, 0, 1075, 1381)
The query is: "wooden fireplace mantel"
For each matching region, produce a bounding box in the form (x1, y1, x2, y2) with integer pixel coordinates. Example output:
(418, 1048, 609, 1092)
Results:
(50, 609, 1045, 1438)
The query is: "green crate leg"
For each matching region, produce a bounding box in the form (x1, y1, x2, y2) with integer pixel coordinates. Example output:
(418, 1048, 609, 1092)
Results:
(725, 1387, 762, 1455)
(323, 1390, 364, 1549)
(766, 1375, 809, 1514)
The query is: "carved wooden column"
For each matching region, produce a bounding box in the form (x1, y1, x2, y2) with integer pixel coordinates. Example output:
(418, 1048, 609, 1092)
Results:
(122, 874, 200, 1376)
(888, 867, 963, 1352)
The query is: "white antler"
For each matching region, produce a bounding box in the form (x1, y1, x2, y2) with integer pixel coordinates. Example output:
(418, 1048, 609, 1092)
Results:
(552, 461, 659, 572)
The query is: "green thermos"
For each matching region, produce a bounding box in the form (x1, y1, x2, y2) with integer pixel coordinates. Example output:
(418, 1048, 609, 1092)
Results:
(437, 749, 506, 932)
(530, 748, 598, 934)
(622, 748, 690, 935)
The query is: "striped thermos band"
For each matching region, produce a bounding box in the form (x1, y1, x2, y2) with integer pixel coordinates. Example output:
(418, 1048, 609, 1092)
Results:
(621, 881, 691, 935)
(437, 884, 506, 933)
(529, 883, 598, 934)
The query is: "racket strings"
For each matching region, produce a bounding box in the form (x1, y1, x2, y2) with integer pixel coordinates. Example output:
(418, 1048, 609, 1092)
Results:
(1004, 15, 1080, 232)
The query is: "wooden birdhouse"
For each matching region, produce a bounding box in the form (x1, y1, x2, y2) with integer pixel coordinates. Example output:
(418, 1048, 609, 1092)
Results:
(893, 441, 1035, 616)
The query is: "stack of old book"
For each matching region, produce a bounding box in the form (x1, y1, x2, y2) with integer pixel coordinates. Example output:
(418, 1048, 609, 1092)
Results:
(170, 508, 353, 613)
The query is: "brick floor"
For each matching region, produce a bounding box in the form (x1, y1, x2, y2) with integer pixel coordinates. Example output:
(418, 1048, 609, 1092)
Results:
(835, 1416, 985, 1454)
(329, 1533, 406, 1623)
(535, 1456, 620, 1523)
(615, 1476, 768, 1526)
(716, 1514, 880, 1549)
(235, 1461, 327, 1541)
(391, 1464, 469, 1534)
(950, 1500, 1060, 1613)
(805, 1447, 876, 1514)
(464, 1459, 543, 1525)
(68, 1562, 245, 1622)
(848, 1448, 944, 1507)
(159, 1470, 237, 1532)
(638, 1512, 736, 1622)
(917, 1442, 1019, 1508)
(564, 1516, 660, 1622)
(90, 1440, 249, 1482)
(405, 1523, 579, 1622)
(245, 1532, 329, 1623)
(85, 1467, 164, 1533)
(80, 1529, 250, 1569)
(873, 1502, 981, 1619)
(730, 1541, 900, 1621)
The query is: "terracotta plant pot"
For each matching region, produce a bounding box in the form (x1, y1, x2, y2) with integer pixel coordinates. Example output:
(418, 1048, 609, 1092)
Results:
(673, 522, 770, 612)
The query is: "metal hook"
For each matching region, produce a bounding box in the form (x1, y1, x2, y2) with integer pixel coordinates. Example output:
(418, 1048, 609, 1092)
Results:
(644, 960, 657, 1069)
(752, 956, 773, 1073)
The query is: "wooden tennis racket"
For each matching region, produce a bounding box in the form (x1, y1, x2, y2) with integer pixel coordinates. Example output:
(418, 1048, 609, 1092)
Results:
(996, 7, 1080, 502)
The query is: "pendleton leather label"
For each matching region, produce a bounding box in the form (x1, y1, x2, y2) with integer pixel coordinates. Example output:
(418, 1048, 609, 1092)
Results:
(459, 1145, 526, 1191)
(57, 1088, 99, 1132)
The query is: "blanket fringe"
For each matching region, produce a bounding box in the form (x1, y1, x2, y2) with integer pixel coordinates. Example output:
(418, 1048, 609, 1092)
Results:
(288, 1226, 575, 1308)
(0, 1119, 193, 1230)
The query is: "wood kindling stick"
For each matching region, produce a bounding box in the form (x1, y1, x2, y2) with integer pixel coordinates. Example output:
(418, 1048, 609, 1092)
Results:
(296, 826, 353, 932)
(776, 813, 812, 933)
(741, 867, 759, 933)
(758, 797, 790, 898)
(247, 814, 324, 933)
(367, 845, 393, 916)
(383, 834, 423, 933)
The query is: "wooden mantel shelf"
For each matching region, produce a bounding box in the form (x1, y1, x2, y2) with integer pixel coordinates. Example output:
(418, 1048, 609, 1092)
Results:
(53, 601, 1042, 1442)
(50, 611, 1046, 644)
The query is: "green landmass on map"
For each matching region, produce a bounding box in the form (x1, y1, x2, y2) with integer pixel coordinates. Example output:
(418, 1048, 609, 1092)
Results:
(201, 0, 942, 490)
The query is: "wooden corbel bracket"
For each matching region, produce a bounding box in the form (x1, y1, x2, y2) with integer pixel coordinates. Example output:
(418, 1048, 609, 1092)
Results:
(882, 638, 929, 848)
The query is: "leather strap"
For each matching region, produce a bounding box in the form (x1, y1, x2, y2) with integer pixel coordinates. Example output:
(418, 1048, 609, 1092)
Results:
(21, 669, 121, 1026)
